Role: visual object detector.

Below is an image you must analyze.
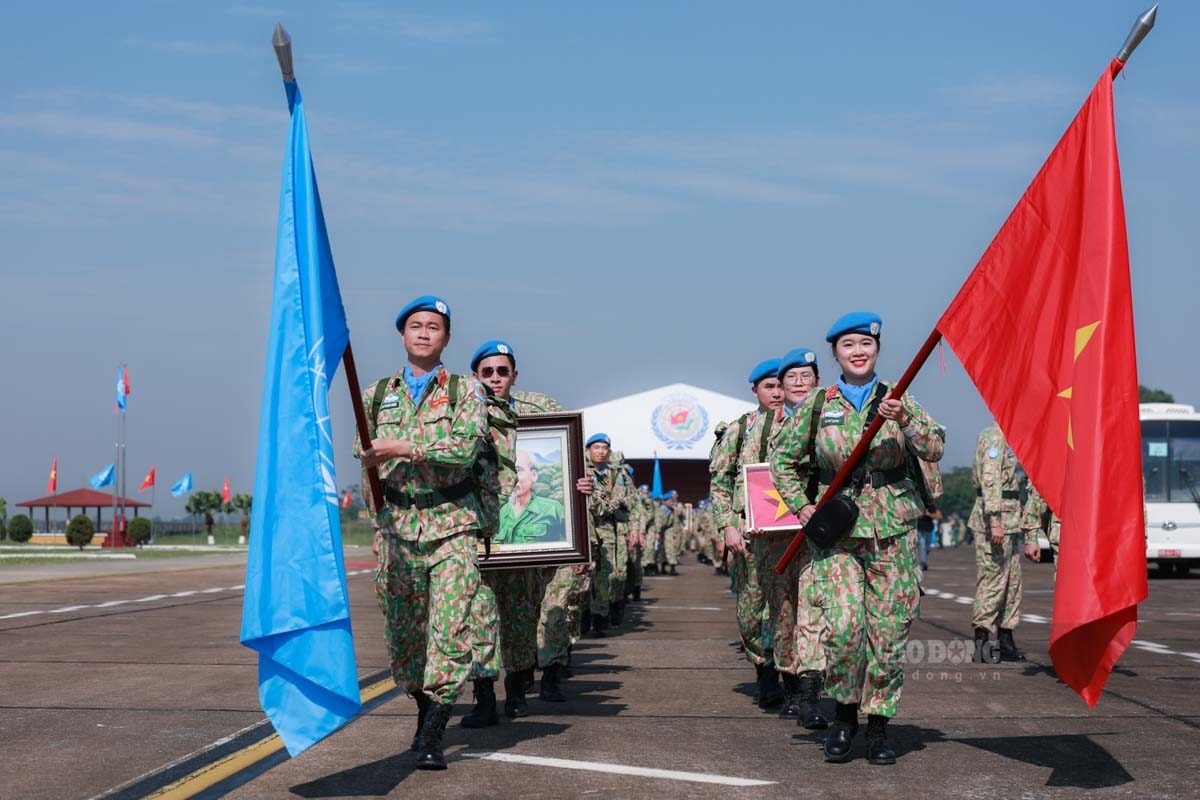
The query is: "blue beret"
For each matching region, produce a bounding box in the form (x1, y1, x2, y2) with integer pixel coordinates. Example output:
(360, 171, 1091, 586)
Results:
(470, 339, 515, 371)
(779, 348, 818, 375)
(825, 311, 882, 343)
(664, 489, 678, 499)
(748, 358, 781, 385)
(586, 433, 611, 448)
(395, 295, 451, 332)
(638, 484, 649, 491)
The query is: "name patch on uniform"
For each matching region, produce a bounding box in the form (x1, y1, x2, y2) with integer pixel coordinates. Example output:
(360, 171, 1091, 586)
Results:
(431, 396, 451, 408)
(380, 394, 400, 410)
(821, 409, 846, 427)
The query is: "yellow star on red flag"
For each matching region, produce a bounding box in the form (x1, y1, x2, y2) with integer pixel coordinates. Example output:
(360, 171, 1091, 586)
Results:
(762, 488, 791, 521)
(1057, 321, 1101, 449)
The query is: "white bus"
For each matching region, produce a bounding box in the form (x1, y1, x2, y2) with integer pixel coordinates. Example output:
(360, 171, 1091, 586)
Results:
(1142, 403, 1200, 576)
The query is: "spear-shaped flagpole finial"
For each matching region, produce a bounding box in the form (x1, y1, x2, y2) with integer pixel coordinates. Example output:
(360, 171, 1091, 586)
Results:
(273, 23, 295, 82)
(1116, 4, 1157, 63)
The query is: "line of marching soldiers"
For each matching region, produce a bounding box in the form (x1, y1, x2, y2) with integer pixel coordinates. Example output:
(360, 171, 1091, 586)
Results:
(699, 310, 1068, 766)
(355, 294, 700, 770)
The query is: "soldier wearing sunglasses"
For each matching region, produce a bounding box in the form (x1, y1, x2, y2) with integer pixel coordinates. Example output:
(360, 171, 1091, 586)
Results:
(462, 340, 593, 724)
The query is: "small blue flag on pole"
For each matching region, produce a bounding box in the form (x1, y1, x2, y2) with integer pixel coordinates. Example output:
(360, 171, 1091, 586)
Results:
(170, 473, 193, 497)
(89, 464, 115, 489)
(650, 452, 663, 499)
(239, 76, 360, 758)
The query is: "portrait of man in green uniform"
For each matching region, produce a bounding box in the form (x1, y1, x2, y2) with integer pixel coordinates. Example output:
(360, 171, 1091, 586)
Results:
(496, 449, 567, 545)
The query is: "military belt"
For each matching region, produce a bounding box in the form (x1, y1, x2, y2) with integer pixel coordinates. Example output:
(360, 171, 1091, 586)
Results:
(383, 480, 473, 510)
(819, 466, 908, 489)
(976, 489, 1020, 500)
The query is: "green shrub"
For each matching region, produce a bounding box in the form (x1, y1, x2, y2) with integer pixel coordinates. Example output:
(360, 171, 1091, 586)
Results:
(8, 514, 33, 543)
(128, 517, 153, 546)
(66, 514, 95, 550)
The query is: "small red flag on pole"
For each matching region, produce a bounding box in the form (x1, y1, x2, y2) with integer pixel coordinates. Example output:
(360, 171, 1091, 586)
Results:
(222, 475, 233, 504)
(139, 466, 156, 493)
(936, 59, 1147, 706)
(47, 456, 57, 494)
(341, 489, 352, 509)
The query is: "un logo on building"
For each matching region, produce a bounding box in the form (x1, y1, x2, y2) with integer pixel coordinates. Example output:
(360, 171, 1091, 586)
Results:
(650, 394, 709, 450)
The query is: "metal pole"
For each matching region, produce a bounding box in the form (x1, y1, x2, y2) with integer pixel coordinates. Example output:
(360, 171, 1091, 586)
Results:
(1116, 5, 1158, 63)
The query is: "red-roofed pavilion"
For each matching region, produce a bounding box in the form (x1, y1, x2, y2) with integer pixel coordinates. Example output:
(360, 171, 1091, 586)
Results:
(17, 488, 151, 539)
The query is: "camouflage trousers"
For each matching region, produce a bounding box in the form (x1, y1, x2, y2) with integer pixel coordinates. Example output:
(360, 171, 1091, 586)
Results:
(811, 533, 919, 718)
(643, 532, 659, 567)
(375, 531, 480, 704)
(626, 544, 644, 593)
(971, 531, 1023, 631)
(662, 528, 680, 567)
(699, 533, 718, 564)
(568, 570, 591, 639)
(753, 534, 825, 675)
(730, 541, 769, 665)
(537, 565, 575, 668)
(590, 530, 627, 614)
(469, 567, 546, 679)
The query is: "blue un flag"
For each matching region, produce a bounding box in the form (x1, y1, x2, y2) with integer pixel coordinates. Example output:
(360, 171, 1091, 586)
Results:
(239, 80, 361, 757)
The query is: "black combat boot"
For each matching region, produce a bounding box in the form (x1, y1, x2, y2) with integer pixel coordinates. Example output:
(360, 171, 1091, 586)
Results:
(972, 626, 1000, 664)
(778, 672, 802, 719)
(610, 600, 626, 627)
(580, 611, 592, 636)
(591, 613, 608, 638)
(632, 585, 642, 603)
(757, 661, 785, 709)
(668, 564, 678, 576)
(415, 702, 454, 770)
(823, 702, 859, 763)
(539, 663, 567, 702)
(523, 667, 536, 694)
(797, 670, 830, 730)
(503, 669, 530, 718)
(998, 628, 1027, 662)
(410, 691, 431, 751)
(865, 714, 897, 765)
(459, 678, 498, 728)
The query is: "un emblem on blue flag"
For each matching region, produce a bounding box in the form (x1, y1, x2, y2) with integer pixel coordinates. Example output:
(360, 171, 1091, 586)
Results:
(651, 394, 709, 450)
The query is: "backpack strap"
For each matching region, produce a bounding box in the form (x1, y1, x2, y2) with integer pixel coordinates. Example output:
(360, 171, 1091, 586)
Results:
(368, 378, 391, 439)
(849, 382, 891, 496)
(804, 392, 826, 504)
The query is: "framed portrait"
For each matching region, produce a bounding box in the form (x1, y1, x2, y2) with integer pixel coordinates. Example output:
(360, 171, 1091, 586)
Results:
(741, 462, 803, 533)
(478, 411, 591, 570)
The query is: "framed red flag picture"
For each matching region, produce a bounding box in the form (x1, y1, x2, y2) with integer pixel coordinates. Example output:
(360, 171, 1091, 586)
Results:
(741, 462, 802, 533)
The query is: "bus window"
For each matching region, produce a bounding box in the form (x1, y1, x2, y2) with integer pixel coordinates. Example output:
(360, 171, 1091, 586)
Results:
(1169, 420, 1200, 503)
(1143, 420, 1168, 501)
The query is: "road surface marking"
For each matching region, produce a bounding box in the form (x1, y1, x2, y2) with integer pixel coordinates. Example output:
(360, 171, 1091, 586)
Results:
(460, 752, 775, 786)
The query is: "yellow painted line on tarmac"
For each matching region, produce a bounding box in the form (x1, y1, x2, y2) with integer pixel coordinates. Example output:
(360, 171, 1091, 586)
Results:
(143, 677, 398, 800)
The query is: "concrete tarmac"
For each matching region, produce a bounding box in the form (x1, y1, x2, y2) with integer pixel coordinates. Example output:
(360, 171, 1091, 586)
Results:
(1, 544, 1197, 799)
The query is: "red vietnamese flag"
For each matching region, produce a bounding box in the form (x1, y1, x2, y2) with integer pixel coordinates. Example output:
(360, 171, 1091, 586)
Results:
(48, 456, 58, 493)
(341, 489, 352, 509)
(936, 60, 1146, 706)
(222, 475, 232, 504)
(139, 466, 156, 493)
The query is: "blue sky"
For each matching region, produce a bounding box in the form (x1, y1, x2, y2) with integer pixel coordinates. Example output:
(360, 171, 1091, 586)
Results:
(2, 2, 1196, 518)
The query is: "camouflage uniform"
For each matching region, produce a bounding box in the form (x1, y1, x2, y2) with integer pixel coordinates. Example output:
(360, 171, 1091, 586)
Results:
(657, 502, 684, 568)
(588, 458, 634, 617)
(358, 366, 489, 704)
(710, 411, 769, 665)
(771, 382, 943, 717)
(625, 486, 650, 596)
(969, 423, 1026, 632)
(640, 493, 660, 569)
(1021, 483, 1060, 562)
